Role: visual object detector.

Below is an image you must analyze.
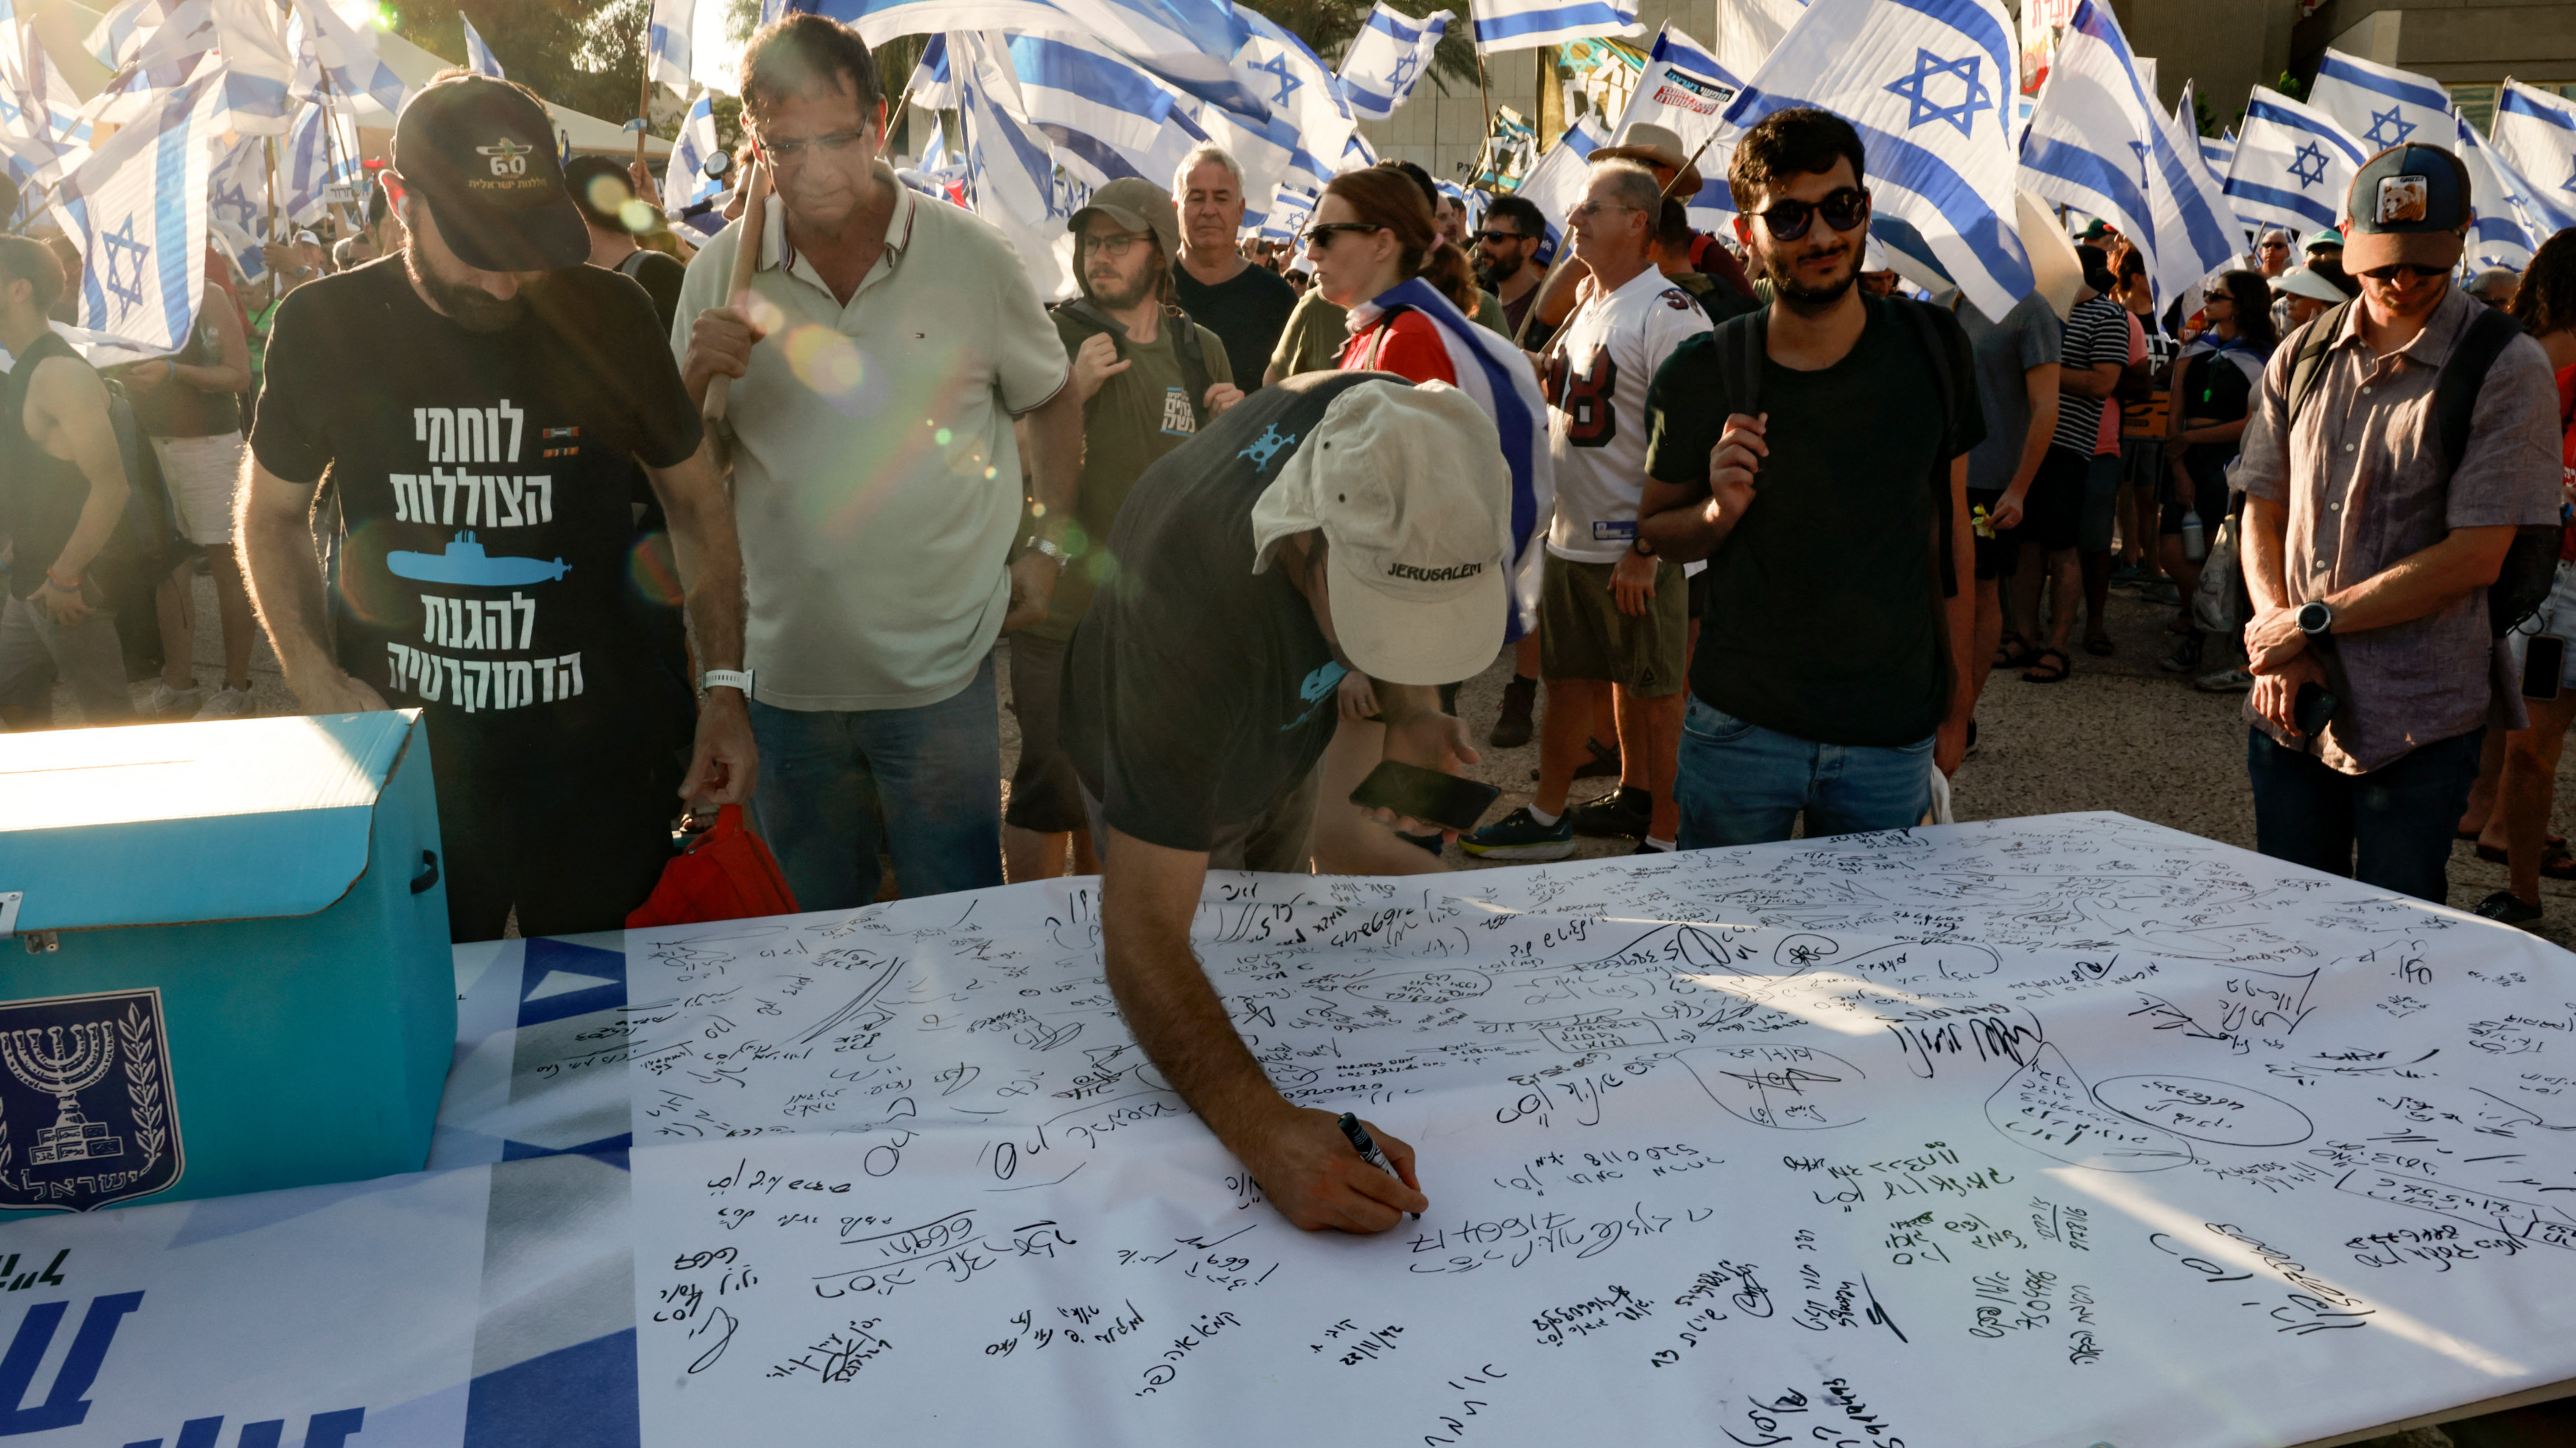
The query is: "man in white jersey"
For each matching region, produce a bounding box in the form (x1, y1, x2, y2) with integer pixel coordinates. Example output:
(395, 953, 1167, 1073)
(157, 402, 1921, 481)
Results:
(1465, 160, 1712, 861)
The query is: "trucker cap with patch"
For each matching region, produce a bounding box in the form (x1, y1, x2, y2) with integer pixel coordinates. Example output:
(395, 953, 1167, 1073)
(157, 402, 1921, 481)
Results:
(394, 74, 588, 273)
(2342, 143, 2471, 274)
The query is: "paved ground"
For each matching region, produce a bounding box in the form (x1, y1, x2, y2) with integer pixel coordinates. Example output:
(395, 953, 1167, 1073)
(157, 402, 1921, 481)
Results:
(58, 563, 2576, 948)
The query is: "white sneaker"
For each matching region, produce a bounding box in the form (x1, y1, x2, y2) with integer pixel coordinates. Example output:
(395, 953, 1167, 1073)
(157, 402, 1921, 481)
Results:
(197, 686, 255, 719)
(146, 682, 203, 718)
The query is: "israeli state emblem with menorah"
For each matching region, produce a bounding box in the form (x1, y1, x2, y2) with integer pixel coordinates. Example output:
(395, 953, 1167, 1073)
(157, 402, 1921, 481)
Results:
(0, 990, 182, 1213)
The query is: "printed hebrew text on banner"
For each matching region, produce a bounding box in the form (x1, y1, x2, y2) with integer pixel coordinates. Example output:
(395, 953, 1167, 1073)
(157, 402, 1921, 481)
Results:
(1720, 0, 2032, 320)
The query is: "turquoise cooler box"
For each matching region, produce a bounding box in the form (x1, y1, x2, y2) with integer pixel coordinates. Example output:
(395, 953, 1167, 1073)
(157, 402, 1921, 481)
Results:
(0, 711, 454, 1220)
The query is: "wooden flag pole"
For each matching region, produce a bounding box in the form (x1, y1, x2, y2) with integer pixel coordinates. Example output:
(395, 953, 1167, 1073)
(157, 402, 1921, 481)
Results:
(702, 159, 765, 422)
(634, 59, 654, 173)
(1471, 49, 1497, 187)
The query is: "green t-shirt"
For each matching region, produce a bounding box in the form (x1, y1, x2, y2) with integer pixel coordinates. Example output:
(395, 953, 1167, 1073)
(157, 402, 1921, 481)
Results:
(1027, 308, 1234, 642)
(1269, 290, 1348, 380)
(1473, 288, 1508, 336)
(1644, 296, 1984, 748)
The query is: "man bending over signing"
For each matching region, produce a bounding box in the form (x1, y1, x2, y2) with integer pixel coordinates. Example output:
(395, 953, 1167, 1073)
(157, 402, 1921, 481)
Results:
(1057, 372, 1512, 1231)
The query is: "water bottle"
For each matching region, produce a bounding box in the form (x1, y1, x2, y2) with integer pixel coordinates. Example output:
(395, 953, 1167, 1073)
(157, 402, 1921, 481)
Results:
(2181, 508, 2207, 562)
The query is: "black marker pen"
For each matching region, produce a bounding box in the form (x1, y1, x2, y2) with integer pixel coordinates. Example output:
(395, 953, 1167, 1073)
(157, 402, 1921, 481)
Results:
(1339, 1112, 1421, 1220)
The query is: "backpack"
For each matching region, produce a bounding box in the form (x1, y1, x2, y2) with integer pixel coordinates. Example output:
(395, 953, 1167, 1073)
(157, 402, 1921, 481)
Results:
(1050, 297, 1218, 432)
(2285, 300, 2548, 636)
(1704, 297, 1964, 600)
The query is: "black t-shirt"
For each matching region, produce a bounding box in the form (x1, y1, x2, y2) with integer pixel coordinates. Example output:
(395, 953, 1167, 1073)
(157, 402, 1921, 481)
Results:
(1645, 296, 1984, 748)
(616, 249, 687, 338)
(2175, 344, 2258, 486)
(1061, 370, 1390, 851)
(1172, 261, 1297, 392)
(250, 257, 702, 772)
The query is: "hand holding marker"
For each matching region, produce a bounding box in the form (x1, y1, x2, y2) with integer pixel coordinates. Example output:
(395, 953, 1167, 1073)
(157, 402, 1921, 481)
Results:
(1339, 1112, 1421, 1221)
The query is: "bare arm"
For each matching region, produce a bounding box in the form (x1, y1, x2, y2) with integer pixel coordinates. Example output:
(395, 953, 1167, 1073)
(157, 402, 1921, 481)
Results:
(1002, 382, 1085, 631)
(1100, 827, 1427, 1232)
(179, 287, 250, 393)
(642, 437, 757, 805)
(2058, 358, 2123, 400)
(1989, 363, 2059, 528)
(1937, 454, 1973, 774)
(23, 358, 130, 625)
(1638, 414, 1768, 563)
(236, 455, 388, 712)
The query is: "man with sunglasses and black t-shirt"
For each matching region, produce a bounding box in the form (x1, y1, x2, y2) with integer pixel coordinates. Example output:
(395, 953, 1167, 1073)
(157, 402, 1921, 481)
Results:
(1637, 107, 1981, 848)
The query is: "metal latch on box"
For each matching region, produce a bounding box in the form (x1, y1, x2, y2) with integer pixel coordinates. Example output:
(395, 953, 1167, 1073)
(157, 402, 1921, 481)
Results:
(0, 892, 49, 953)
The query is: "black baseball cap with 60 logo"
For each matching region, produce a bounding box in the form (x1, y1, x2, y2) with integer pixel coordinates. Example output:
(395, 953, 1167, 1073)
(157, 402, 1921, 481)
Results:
(394, 74, 588, 273)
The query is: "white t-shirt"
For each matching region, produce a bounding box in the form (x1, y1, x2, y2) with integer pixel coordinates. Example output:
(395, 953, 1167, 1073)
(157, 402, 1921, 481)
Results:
(1544, 266, 1714, 563)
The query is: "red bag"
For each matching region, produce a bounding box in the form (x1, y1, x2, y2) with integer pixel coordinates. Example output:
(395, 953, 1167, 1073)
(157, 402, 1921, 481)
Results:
(626, 804, 800, 928)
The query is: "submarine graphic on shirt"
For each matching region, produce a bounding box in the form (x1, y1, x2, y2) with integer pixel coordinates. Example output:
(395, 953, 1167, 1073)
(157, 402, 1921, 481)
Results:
(386, 530, 572, 587)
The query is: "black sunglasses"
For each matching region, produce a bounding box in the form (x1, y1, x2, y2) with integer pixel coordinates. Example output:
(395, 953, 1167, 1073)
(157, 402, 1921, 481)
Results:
(1752, 186, 1869, 241)
(1301, 221, 1384, 248)
(1471, 228, 1525, 244)
(2355, 261, 2442, 283)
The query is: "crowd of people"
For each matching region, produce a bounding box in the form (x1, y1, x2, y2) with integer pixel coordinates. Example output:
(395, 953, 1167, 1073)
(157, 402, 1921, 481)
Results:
(2, 21, 2573, 1189)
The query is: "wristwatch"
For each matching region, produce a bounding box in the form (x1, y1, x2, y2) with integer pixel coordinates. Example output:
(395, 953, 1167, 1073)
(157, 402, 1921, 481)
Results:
(701, 668, 754, 698)
(1026, 536, 1069, 565)
(2295, 600, 2335, 639)
(1632, 536, 1656, 558)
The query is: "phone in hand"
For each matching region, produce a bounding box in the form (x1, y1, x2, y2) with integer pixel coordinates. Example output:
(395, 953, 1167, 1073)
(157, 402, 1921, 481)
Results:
(2294, 681, 2338, 738)
(2526, 635, 2566, 702)
(1349, 760, 1501, 834)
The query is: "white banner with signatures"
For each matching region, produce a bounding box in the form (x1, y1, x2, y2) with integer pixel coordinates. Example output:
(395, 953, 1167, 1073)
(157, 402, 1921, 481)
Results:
(8, 815, 2576, 1447)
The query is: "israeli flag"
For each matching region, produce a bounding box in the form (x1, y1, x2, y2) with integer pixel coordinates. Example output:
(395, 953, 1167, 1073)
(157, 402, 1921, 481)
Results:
(1235, 11, 1355, 172)
(1720, 0, 2033, 321)
(664, 90, 723, 213)
(463, 13, 505, 77)
(2017, 0, 2232, 305)
(1512, 116, 1603, 261)
(1335, 3, 1448, 121)
(1343, 130, 1377, 167)
(281, 98, 360, 223)
(1002, 30, 1211, 191)
(958, 31, 1084, 301)
(1256, 182, 1314, 242)
(48, 67, 220, 355)
(2453, 112, 2539, 272)
(82, 0, 185, 68)
(1710, 0, 1802, 85)
(1467, 0, 1640, 55)
(815, 0, 1267, 123)
(2223, 87, 2365, 235)
(211, 0, 297, 132)
(2308, 48, 2451, 157)
(289, 0, 407, 115)
(2491, 79, 2576, 235)
(907, 34, 957, 109)
(206, 134, 268, 280)
(1605, 24, 1742, 221)
(648, 0, 691, 93)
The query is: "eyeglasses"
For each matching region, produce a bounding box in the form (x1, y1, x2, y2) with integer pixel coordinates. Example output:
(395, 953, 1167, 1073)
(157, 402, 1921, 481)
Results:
(1752, 187, 1869, 241)
(1301, 221, 1384, 249)
(1471, 229, 1525, 244)
(1570, 199, 1641, 219)
(1081, 232, 1153, 258)
(2356, 261, 2441, 283)
(755, 129, 869, 162)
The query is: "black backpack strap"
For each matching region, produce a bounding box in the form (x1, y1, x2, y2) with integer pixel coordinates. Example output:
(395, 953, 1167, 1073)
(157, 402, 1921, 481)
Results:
(1167, 306, 1215, 430)
(2284, 300, 2351, 431)
(2436, 304, 2524, 470)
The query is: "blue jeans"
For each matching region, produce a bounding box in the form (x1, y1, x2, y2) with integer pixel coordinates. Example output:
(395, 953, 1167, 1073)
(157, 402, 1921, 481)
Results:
(2247, 725, 2482, 905)
(749, 655, 1003, 909)
(1673, 693, 1935, 848)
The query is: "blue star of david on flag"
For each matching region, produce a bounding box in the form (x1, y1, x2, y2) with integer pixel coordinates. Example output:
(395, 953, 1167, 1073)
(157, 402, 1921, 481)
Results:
(1882, 49, 1993, 138)
(2363, 105, 2416, 149)
(1387, 47, 1419, 91)
(2289, 141, 2330, 188)
(1248, 52, 1301, 107)
(97, 216, 150, 309)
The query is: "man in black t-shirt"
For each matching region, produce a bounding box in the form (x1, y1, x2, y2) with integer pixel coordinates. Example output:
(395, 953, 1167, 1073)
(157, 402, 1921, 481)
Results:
(1061, 373, 1508, 1235)
(565, 155, 687, 336)
(239, 74, 754, 943)
(1170, 145, 1296, 391)
(1638, 107, 1981, 848)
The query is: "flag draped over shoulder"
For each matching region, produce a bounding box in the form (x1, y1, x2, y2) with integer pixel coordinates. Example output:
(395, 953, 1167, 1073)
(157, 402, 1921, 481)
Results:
(1721, 0, 2031, 320)
(1350, 277, 1554, 637)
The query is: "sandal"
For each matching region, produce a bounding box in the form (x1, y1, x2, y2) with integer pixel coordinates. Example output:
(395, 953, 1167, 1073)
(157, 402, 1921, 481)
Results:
(2083, 632, 2115, 656)
(1995, 632, 2038, 670)
(2021, 648, 2071, 684)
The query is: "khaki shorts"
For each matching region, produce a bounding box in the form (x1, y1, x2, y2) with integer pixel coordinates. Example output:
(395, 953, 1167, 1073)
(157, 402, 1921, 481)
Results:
(1538, 552, 1688, 696)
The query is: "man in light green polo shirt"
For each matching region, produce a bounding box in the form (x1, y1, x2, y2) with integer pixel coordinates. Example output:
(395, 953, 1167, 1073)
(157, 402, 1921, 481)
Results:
(676, 13, 1083, 908)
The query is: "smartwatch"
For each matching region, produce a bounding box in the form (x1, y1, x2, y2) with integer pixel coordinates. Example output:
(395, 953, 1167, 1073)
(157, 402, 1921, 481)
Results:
(2295, 600, 2335, 639)
(701, 668, 754, 698)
